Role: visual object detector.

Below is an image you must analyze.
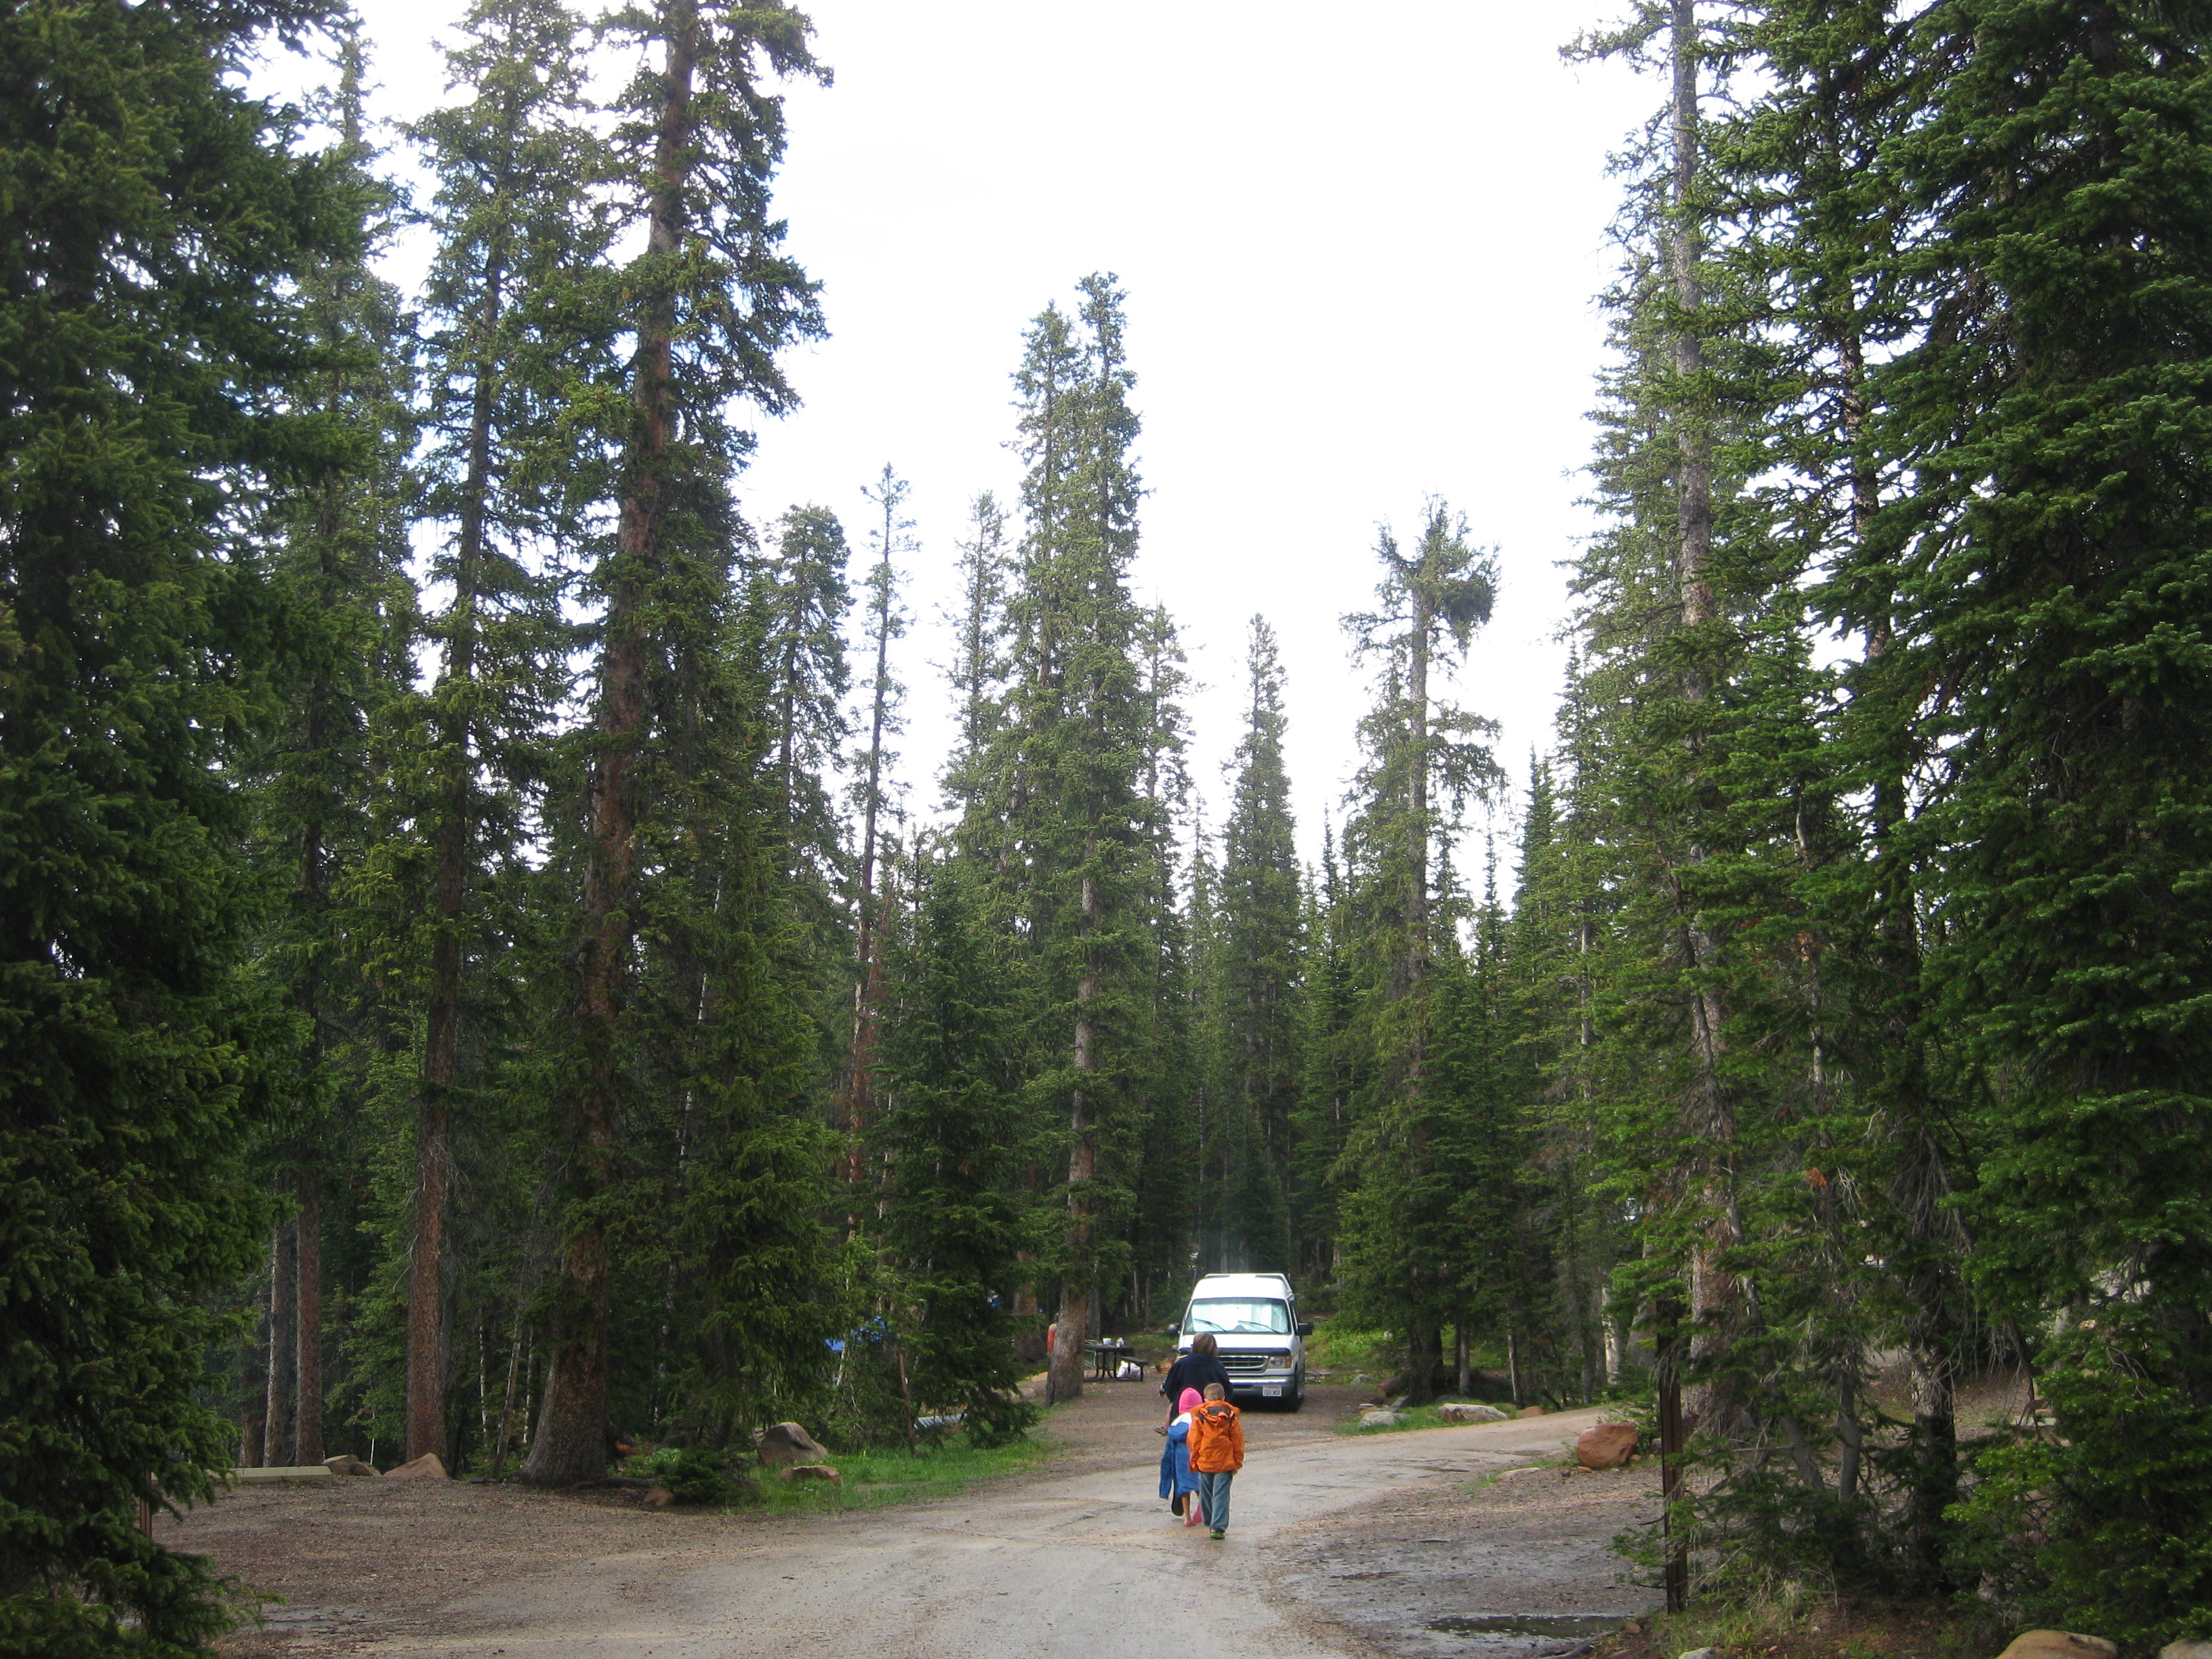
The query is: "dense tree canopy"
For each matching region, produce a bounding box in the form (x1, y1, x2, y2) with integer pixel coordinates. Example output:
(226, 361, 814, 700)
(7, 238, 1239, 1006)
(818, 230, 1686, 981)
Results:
(3, 1, 2209, 1650)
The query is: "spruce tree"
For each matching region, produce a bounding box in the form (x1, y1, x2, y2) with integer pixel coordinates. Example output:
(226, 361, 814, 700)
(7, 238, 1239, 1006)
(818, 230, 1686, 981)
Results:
(1335, 505, 1500, 1399)
(1212, 617, 1303, 1272)
(976, 277, 1154, 1404)
(941, 491, 1012, 823)
(0, 0, 365, 1642)
(842, 467, 910, 1206)
(876, 848, 1040, 1446)
(1869, 5, 2212, 1635)
(380, 0, 605, 1467)
(524, 0, 826, 1486)
(248, 26, 422, 1471)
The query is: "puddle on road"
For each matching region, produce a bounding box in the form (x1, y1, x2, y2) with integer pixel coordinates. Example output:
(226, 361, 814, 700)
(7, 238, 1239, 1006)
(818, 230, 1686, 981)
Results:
(1427, 1614, 1629, 1639)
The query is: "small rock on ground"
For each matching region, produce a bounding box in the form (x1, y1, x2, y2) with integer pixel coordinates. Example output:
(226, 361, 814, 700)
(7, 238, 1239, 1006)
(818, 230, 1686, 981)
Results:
(1437, 1403, 1508, 1424)
(1997, 1634, 2118, 1659)
(1576, 1422, 1639, 1469)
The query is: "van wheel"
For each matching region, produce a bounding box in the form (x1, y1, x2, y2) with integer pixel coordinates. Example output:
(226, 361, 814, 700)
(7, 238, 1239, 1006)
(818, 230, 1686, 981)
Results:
(1285, 1376, 1305, 1412)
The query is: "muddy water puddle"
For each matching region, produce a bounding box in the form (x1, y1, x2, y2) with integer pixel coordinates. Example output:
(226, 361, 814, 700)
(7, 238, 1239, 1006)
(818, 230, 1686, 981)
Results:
(1427, 1613, 1630, 1650)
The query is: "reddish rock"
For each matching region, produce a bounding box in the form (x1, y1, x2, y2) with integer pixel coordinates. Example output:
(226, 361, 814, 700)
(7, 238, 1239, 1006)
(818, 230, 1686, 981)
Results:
(321, 1454, 378, 1477)
(1515, 1405, 1547, 1418)
(779, 1464, 842, 1484)
(1576, 1422, 1639, 1470)
(752, 1422, 830, 1469)
(645, 1485, 676, 1509)
(386, 1453, 447, 1480)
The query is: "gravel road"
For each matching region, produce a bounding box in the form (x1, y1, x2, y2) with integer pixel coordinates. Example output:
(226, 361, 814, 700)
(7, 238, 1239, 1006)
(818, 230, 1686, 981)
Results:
(167, 1383, 1656, 1659)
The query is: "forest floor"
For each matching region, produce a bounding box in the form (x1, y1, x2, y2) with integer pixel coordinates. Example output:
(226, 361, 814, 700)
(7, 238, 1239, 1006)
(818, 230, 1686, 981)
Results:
(163, 1380, 1652, 1659)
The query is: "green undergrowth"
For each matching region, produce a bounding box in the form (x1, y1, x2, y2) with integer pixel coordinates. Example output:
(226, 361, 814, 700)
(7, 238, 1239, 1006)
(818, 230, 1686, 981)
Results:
(1591, 1597, 2006, 1659)
(623, 1427, 1054, 1515)
(1303, 1323, 1399, 1379)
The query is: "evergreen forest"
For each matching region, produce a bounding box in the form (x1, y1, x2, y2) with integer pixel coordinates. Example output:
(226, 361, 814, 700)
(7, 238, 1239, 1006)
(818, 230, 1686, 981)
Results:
(4, 0, 2211, 1653)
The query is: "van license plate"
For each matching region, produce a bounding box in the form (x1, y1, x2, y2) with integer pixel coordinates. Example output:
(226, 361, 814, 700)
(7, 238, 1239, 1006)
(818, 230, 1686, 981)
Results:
(1261, 1385, 1283, 1397)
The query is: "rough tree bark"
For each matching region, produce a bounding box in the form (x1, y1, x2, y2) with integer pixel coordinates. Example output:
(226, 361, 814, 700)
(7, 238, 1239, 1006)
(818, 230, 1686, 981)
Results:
(1664, 0, 1743, 1440)
(410, 226, 504, 1465)
(521, 0, 695, 1487)
(264, 1221, 297, 1466)
(295, 1160, 323, 1464)
(1047, 867, 1101, 1406)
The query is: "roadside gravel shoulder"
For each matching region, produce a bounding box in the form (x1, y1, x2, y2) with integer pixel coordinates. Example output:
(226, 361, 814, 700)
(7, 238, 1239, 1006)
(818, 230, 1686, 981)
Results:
(1265, 1459, 1663, 1659)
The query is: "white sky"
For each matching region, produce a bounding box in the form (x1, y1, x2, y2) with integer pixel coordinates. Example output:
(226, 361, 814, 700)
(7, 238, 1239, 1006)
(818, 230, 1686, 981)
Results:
(277, 1, 1652, 867)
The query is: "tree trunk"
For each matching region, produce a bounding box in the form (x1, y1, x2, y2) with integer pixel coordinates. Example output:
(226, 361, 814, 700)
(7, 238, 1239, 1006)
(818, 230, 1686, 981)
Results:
(1657, 1303, 1689, 1614)
(1048, 869, 1101, 1407)
(1665, 0, 1742, 1441)
(522, 0, 695, 1488)
(295, 1160, 323, 1464)
(264, 1221, 298, 1466)
(411, 250, 501, 1465)
(239, 1330, 266, 1469)
(293, 579, 329, 1467)
(1401, 569, 1435, 1404)
(843, 566, 895, 1204)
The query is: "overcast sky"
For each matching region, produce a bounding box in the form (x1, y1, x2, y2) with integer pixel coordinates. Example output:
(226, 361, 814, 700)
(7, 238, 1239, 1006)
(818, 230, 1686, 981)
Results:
(288, 1, 1652, 867)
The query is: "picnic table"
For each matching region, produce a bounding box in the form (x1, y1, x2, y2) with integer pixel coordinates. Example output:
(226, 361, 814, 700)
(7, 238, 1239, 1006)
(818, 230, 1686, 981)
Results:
(1086, 1338, 1137, 1380)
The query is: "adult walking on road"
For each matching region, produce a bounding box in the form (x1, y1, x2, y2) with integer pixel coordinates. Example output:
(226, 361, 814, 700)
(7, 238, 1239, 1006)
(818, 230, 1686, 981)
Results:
(1160, 1332, 1232, 1425)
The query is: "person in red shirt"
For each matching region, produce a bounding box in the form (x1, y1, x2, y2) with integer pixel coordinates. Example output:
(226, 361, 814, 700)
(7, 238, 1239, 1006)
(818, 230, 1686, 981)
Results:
(1186, 1382, 1245, 1540)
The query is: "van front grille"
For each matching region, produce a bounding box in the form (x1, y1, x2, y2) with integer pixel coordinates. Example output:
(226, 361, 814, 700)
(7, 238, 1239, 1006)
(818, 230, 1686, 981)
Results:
(1220, 1352, 1278, 1375)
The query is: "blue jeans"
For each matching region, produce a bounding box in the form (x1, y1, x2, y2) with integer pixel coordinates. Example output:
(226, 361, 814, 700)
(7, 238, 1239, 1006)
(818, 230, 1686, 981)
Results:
(1196, 1469, 1233, 1531)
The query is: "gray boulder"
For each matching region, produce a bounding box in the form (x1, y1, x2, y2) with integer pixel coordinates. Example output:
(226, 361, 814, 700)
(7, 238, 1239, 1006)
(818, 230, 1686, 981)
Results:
(322, 1454, 379, 1477)
(1436, 1402, 1509, 1425)
(752, 1422, 830, 1469)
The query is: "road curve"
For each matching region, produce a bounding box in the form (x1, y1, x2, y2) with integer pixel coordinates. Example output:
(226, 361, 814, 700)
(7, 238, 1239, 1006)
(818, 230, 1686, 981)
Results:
(377, 1408, 1613, 1659)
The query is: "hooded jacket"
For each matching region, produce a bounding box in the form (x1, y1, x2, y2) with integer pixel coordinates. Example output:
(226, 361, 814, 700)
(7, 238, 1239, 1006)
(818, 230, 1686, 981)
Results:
(1157, 1414, 1202, 1499)
(1188, 1398, 1244, 1474)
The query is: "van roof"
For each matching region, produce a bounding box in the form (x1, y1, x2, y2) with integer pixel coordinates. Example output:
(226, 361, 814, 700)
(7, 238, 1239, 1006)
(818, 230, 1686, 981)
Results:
(1187, 1273, 1294, 1300)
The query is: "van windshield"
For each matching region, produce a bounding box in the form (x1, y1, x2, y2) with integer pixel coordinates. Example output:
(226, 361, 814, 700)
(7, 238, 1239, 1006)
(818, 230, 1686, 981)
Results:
(1186, 1298, 1290, 1335)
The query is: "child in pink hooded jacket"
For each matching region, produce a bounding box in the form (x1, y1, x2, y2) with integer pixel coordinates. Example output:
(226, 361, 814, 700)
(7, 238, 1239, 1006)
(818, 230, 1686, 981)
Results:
(1157, 1387, 1206, 1526)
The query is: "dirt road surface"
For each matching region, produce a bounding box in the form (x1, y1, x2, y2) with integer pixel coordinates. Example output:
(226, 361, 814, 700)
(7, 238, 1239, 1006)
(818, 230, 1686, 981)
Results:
(165, 1381, 1658, 1659)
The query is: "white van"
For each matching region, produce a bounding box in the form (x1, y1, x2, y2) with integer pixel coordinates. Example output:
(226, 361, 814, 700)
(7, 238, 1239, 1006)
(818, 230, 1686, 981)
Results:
(1172, 1273, 1311, 1410)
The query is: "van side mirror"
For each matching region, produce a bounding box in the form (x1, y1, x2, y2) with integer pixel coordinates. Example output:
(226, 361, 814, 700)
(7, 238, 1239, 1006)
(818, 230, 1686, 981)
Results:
(1296, 1322, 1314, 1337)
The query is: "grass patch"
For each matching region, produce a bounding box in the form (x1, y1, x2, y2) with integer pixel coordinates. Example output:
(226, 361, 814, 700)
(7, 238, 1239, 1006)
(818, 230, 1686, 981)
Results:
(627, 1428, 1054, 1516)
(1304, 1322, 1400, 1381)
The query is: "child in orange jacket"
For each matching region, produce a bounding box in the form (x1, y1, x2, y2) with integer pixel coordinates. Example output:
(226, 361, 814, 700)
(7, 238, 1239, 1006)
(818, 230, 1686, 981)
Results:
(1187, 1382, 1244, 1540)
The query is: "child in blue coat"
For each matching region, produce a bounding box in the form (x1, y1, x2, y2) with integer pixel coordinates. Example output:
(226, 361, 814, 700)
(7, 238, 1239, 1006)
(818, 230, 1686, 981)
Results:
(1157, 1387, 1206, 1527)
